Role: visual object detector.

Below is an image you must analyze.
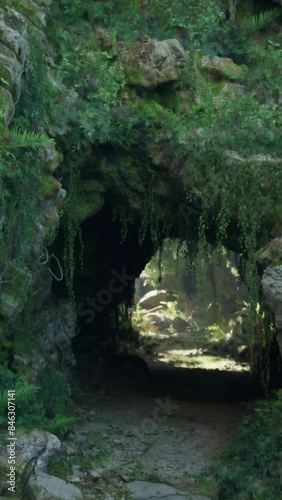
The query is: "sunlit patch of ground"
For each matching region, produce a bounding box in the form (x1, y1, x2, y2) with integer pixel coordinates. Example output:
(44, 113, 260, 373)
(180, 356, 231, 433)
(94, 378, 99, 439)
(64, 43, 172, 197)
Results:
(156, 350, 250, 371)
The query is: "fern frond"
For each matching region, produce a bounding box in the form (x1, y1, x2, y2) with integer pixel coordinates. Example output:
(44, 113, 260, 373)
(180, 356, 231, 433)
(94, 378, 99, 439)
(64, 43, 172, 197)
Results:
(8, 129, 55, 149)
(46, 414, 78, 436)
(241, 10, 280, 36)
(14, 382, 38, 402)
(0, 390, 8, 409)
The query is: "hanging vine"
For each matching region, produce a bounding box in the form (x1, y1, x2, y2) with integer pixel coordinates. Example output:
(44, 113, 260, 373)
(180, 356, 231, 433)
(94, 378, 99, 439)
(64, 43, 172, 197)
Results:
(61, 158, 84, 302)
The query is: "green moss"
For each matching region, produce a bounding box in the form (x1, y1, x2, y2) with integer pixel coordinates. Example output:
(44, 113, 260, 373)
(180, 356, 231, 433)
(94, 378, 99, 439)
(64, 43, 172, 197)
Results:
(36, 174, 61, 200)
(202, 57, 248, 82)
(0, 64, 12, 89)
(75, 191, 105, 221)
(79, 178, 106, 193)
(10, 0, 43, 26)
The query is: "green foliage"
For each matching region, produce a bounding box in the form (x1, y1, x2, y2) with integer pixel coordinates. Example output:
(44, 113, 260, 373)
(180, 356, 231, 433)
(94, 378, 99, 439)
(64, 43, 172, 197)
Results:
(7, 0, 282, 370)
(0, 372, 75, 436)
(0, 126, 54, 267)
(216, 390, 282, 499)
(241, 9, 280, 36)
(46, 414, 77, 438)
(0, 376, 46, 428)
(246, 37, 282, 104)
(0, 365, 14, 392)
(37, 367, 72, 418)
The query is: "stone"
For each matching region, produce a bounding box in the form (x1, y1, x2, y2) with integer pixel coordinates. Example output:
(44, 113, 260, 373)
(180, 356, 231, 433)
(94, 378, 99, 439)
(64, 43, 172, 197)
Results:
(15, 430, 61, 472)
(28, 472, 83, 500)
(3, 7, 27, 35)
(16, 0, 48, 27)
(138, 289, 176, 309)
(262, 266, 282, 330)
(94, 27, 112, 48)
(0, 87, 15, 124)
(201, 55, 247, 81)
(0, 11, 29, 62)
(225, 151, 282, 166)
(38, 143, 63, 173)
(125, 480, 209, 499)
(172, 316, 190, 330)
(262, 266, 282, 358)
(144, 312, 172, 329)
(88, 470, 101, 480)
(118, 37, 186, 88)
(213, 82, 244, 107)
(150, 133, 182, 178)
(256, 238, 282, 268)
(0, 43, 22, 101)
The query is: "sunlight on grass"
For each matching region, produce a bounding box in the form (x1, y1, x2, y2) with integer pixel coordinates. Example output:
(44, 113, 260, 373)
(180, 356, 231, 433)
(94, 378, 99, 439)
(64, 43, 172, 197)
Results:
(156, 350, 250, 371)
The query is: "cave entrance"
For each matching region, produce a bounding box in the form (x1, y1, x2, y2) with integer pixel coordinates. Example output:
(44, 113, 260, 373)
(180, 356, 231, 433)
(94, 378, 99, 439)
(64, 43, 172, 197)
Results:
(51, 203, 282, 403)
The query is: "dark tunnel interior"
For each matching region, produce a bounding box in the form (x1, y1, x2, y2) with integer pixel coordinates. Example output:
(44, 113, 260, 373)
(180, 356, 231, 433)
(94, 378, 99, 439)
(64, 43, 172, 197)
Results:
(50, 203, 282, 405)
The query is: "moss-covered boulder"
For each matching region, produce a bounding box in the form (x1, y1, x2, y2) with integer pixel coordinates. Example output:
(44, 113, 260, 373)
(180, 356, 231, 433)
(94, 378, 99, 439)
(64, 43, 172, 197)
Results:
(118, 37, 187, 88)
(201, 55, 248, 81)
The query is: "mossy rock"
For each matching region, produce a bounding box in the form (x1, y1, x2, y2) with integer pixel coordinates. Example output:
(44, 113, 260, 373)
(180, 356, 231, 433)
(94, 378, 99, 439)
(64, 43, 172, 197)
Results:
(256, 238, 282, 268)
(0, 61, 12, 89)
(117, 38, 184, 88)
(0, 87, 15, 124)
(201, 55, 248, 82)
(75, 191, 105, 222)
(10, 0, 44, 27)
(36, 174, 62, 200)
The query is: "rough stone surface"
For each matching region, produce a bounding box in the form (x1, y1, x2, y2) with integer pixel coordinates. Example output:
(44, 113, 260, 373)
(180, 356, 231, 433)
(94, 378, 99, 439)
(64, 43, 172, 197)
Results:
(125, 481, 211, 499)
(144, 312, 172, 329)
(138, 290, 176, 309)
(257, 238, 282, 267)
(262, 266, 282, 330)
(262, 266, 282, 357)
(0, 7, 29, 111)
(201, 55, 247, 81)
(28, 472, 83, 500)
(0, 11, 29, 61)
(118, 37, 186, 88)
(12, 430, 60, 472)
(0, 87, 14, 123)
(39, 143, 63, 173)
(35, 300, 77, 373)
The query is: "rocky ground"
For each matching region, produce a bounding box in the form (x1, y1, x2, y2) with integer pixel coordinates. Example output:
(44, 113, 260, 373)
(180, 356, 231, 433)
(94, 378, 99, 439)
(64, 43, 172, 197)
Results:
(48, 365, 253, 500)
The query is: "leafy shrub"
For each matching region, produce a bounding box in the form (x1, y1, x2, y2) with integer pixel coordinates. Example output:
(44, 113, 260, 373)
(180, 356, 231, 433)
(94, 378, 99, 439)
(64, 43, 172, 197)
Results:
(37, 368, 72, 418)
(216, 390, 282, 499)
(0, 376, 46, 428)
(0, 371, 75, 436)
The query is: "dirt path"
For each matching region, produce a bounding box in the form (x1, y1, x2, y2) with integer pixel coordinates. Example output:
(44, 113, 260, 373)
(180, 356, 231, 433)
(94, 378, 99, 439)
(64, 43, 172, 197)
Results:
(55, 367, 250, 499)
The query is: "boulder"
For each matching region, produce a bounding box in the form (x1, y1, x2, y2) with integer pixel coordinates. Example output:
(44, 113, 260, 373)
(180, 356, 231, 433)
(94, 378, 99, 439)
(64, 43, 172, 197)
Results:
(28, 472, 83, 500)
(0, 87, 14, 124)
(0, 9, 29, 62)
(118, 37, 186, 88)
(3, 430, 61, 472)
(201, 55, 247, 81)
(262, 266, 282, 357)
(262, 266, 282, 330)
(256, 238, 282, 268)
(144, 312, 172, 329)
(138, 290, 176, 309)
(172, 316, 190, 331)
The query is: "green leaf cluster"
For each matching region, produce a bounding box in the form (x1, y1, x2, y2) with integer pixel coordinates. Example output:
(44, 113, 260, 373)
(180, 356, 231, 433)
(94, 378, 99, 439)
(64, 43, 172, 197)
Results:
(0, 367, 75, 437)
(216, 390, 282, 498)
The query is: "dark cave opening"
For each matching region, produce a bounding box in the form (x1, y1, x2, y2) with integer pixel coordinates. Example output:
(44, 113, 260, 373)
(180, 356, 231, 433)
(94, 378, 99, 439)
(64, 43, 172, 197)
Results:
(50, 203, 282, 404)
